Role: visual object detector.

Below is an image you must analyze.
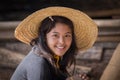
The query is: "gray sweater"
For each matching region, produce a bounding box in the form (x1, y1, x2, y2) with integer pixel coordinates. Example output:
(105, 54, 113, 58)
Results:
(10, 47, 67, 80)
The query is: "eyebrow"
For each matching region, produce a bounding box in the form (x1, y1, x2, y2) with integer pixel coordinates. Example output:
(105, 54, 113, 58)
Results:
(52, 32, 72, 34)
(66, 32, 72, 34)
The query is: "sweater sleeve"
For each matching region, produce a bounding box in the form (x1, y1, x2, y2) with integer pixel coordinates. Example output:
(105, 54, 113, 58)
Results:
(26, 57, 52, 80)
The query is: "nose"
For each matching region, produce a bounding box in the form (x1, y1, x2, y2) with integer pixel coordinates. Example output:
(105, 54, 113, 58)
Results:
(59, 36, 65, 44)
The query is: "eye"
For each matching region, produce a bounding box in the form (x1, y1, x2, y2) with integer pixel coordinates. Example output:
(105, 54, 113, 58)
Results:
(52, 34, 59, 38)
(65, 34, 72, 38)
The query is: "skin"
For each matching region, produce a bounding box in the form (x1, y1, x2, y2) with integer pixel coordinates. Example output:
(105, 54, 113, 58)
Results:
(46, 23, 72, 56)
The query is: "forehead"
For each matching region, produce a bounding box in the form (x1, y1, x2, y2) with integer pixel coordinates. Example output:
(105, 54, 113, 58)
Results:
(51, 23, 72, 32)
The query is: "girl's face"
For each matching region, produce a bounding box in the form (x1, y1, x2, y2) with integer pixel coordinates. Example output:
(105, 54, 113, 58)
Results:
(46, 23, 72, 56)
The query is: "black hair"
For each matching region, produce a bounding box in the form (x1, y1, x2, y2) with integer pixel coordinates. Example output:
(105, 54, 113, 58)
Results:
(30, 16, 78, 75)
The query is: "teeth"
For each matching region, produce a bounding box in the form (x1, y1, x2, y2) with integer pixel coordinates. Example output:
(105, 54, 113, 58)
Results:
(57, 46, 64, 49)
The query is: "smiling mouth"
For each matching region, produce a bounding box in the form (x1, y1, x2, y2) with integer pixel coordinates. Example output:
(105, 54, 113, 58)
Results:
(56, 46, 65, 50)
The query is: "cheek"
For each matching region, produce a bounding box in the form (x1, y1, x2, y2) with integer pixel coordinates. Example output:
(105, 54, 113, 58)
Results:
(46, 38, 56, 47)
(65, 39, 72, 48)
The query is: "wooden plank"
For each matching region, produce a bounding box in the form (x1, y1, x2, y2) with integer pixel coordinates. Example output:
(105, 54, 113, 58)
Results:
(100, 43, 120, 80)
(97, 36, 120, 42)
(87, 9, 120, 17)
(76, 46, 103, 61)
(0, 47, 25, 68)
(0, 30, 15, 39)
(94, 19, 120, 27)
(0, 21, 20, 29)
(98, 31, 120, 36)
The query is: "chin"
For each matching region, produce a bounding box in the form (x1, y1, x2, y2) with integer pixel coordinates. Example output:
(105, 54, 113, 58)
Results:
(56, 53, 64, 56)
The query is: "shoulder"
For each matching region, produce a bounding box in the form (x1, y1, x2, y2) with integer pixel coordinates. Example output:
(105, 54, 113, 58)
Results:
(25, 52, 50, 67)
(17, 49, 50, 70)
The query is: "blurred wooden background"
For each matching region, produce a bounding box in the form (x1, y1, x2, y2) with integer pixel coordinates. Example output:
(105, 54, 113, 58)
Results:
(0, 0, 120, 80)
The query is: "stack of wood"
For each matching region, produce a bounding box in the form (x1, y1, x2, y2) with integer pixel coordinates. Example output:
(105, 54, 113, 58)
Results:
(0, 47, 25, 68)
(0, 19, 120, 80)
(95, 19, 120, 42)
(0, 19, 120, 42)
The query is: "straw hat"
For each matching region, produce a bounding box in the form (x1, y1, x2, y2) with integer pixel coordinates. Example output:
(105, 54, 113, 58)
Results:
(15, 6, 98, 51)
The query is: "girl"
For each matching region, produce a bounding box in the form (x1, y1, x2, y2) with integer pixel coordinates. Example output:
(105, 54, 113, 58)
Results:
(11, 7, 98, 80)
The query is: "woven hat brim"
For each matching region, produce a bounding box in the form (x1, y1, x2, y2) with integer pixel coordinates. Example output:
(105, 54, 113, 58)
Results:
(15, 6, 98, 51)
